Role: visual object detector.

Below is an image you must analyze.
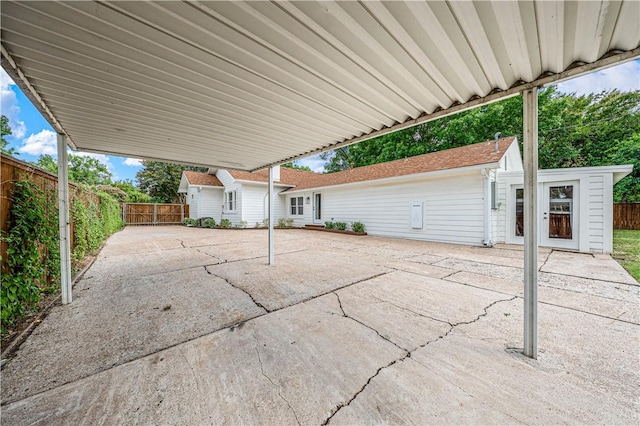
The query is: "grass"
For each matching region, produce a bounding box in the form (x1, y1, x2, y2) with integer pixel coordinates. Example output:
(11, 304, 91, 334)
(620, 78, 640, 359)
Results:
(612, 230, 640, 282)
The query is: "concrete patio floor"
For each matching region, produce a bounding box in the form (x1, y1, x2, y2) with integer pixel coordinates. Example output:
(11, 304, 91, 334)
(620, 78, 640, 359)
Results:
(1, 226, 638, 425)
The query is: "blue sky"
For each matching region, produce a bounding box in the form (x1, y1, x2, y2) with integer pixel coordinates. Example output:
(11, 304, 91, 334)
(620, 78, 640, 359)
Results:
(2, 60, 639, 180)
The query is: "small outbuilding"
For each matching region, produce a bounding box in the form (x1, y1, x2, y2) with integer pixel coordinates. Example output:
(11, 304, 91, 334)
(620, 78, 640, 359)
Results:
(179, 137, 631, 253)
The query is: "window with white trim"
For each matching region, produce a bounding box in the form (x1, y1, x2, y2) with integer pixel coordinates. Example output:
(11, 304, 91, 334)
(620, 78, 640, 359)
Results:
(225, 191, 236, 212)
(290, 196, 303, 216)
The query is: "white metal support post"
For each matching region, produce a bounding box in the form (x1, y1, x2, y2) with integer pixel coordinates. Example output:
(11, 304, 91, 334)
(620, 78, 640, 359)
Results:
(523, 88, 539, 359)
(57, 133, 72, 304)
(268, 167, 275, 265)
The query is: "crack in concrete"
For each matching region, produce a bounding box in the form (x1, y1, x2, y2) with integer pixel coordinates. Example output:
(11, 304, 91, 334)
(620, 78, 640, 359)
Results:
(252, 323, 301, 426)
(367, 295, 453, 326)
(3, 270, 392, 406)
(334, 293, 409, 353)
(538, 249, 552, 271)
(204, 267, 270, 313)
(321, 295, 518, 425)
(193, 247, 223, 262)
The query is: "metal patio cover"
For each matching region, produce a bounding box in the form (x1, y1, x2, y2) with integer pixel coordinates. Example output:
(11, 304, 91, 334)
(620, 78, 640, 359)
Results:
(1, 1, 638, 171)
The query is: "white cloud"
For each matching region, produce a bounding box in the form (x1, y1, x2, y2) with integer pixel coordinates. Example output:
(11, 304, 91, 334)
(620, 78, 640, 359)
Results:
(72, 150, 113, 171)
(556, 60, 640, 96)
(19, 129, 57, 155)
(123, 158, 143, 166)
(296, 154, 326, 173)
(1, 68, 26, 139)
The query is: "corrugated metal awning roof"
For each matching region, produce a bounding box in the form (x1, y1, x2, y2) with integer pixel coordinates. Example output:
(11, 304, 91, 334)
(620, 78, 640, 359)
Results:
(1, 1, 638, 171)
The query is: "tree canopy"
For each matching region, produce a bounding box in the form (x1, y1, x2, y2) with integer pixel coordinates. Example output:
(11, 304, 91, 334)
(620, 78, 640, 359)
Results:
(136, 161, 206, 203)
(1, 115, 17, 156)
(282, 161, 312, 172)
(321, 87, 640, 202)
(36, 154, 112, 185)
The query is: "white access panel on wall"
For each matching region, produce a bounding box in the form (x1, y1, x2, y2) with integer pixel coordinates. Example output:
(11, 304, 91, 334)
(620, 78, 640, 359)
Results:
(411, 201, 423, 229)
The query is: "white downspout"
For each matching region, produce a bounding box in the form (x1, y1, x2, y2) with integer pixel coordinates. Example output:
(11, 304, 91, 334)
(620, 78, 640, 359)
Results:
(481, 168, 493, 247)
(57, 133, 72, 304)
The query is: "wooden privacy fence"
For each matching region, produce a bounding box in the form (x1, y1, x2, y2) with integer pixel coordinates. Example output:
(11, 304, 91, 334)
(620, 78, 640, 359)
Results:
(122, 203, 188, 225)
(614, 203, 640, 230)
(0, 153, 101, 280)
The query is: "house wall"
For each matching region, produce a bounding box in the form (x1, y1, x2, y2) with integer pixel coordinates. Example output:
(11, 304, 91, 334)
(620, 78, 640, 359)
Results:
(285, 171, 487, 246)
(495, 167, 615, 253)
(186, 186, 199, 219)
(285, 192, 314, 227)
(217, 170, 243, 225)
(186, 186, 223, 220)
(241, 183, 287, 226)
(200, 188, 224, 221)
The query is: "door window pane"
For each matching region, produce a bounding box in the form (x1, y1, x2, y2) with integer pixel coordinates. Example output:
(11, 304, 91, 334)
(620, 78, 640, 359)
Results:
(315, 194, 321, 220)
(548, 185, 573, 239)
(515, 188, 524, 237)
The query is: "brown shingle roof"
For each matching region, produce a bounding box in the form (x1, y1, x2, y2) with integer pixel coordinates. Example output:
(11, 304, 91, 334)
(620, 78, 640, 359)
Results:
(227, 167, 320, 187)
(285, 136, 516, 191)
(184, 171, 223, 187)
(188, 137, 516, 191)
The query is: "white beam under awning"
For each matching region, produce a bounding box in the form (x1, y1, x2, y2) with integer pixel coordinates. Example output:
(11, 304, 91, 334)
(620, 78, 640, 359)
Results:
(1, 1, 638, 171)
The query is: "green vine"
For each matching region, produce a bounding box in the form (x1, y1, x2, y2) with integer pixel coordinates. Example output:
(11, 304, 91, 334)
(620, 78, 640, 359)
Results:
(2, 179, 124, 333)
(1, 181, 59, 329)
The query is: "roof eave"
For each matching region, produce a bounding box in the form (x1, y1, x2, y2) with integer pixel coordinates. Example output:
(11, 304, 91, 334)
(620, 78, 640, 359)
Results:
(284, 161, 502, 194)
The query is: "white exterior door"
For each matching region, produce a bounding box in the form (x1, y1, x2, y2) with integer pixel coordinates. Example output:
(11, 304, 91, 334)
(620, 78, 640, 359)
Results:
(313, 192, 322, 224)
(541, 182, 579, 250)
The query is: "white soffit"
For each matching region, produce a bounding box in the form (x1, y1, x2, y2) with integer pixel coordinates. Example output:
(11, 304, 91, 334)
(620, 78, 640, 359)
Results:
(1, 1, 638, 171)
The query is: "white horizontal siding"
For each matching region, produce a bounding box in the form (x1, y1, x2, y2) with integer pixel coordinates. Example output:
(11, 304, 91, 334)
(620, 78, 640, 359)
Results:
(586, 175, 605, 252)
(221, 180, 242, 226)
(198, 188, 223, 221)
(239, 183, 287, 227)
(242, 184, 268, 226)
(313, 173, 485, 245)
(186, 187, 199, 219)
(285, 193, 311, 227)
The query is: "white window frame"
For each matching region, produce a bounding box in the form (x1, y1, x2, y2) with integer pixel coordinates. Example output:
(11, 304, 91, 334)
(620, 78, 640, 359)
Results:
(290, 196, 303, 216)
(225, 190, 237, 212)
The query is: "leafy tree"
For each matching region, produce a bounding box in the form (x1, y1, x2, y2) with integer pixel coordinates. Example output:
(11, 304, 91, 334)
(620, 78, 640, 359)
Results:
(136, 161, 206, 203)
(320, 88, 640, 200)
(282, 162, 312, 172)
(111, 180, 151, 203)
(1, 115, 17, 155)
(35, 154, 112, 185)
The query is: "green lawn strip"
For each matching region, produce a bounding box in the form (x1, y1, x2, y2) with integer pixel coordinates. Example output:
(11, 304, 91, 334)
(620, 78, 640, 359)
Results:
(613, 230, 640, 282)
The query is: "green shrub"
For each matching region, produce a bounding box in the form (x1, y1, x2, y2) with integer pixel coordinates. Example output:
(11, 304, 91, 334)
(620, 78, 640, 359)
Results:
(238, 220, 247, 229)
(220, 218, 232, 229)
(262, 218, 269, 227)
(324, 221, 334, 229)
(1, 180, 123, 333)
(1, 181, 55, 330)
(334, 222, 347, 231)
(277, 218, 287, 228)
(182, 218, 198, 226)
(351, 221, 366, 233)
(255, 222, 261, 228)
(285, 218, 294, 227)
(202, 218, 216, 228)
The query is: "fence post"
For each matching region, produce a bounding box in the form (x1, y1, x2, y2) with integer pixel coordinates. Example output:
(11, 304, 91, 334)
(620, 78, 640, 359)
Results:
(153, 203, 157, 225)
(181, 204, 184, 222)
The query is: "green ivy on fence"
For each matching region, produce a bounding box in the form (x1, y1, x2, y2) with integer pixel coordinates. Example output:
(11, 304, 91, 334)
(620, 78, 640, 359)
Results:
(1, 179, 124, 333)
